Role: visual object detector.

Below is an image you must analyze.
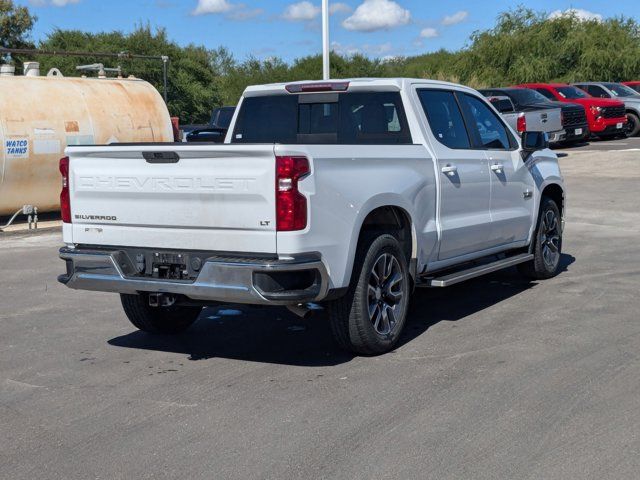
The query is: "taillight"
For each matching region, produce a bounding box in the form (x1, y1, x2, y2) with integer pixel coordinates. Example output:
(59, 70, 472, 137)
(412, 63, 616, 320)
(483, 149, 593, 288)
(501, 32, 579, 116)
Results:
(517, 113, 527, 133)
(276, 156, 310, 231)
(59, 156, 71, 223)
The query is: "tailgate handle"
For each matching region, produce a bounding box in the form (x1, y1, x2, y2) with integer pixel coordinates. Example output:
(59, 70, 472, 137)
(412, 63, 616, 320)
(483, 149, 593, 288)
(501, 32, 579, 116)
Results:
(143, 151, 180, 164)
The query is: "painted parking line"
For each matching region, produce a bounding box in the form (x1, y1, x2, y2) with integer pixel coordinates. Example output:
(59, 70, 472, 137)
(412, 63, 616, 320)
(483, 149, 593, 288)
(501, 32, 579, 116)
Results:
(557, 148, 640, 154)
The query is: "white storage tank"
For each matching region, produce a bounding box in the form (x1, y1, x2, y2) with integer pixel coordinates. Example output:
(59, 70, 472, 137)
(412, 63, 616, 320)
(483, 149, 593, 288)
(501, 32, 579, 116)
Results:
(0, 65, 174, 215)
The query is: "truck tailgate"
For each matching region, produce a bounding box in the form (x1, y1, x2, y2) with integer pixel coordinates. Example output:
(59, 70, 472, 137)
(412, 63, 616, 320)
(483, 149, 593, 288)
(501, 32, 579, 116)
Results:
(524, 107, 562, 133)
(66, 144, 277, 253)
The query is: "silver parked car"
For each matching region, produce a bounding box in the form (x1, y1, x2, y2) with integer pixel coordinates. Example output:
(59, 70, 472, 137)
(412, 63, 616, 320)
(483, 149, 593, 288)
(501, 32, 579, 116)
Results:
(573, 82, 640, 137)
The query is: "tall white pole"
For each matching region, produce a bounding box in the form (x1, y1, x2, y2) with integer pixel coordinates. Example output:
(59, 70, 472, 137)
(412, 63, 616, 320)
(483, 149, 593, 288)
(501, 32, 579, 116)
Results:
(322, 0, 330, 80)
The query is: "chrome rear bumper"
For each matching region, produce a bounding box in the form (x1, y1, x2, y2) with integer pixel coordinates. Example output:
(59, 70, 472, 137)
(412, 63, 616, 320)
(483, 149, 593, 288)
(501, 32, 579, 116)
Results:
(58, 246, 329, 305)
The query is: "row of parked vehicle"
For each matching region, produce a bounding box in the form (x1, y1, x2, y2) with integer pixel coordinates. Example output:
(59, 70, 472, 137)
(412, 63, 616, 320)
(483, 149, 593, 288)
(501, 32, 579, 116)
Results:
(481, 81, 640, 144)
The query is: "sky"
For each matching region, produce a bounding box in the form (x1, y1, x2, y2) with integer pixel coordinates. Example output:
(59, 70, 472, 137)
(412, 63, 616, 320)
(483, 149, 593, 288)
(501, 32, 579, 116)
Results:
(15, 0, 640, 62)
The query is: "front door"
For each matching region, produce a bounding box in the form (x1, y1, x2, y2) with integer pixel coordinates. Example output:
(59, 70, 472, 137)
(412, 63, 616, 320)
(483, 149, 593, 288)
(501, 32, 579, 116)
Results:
(457, 93, 535, 246)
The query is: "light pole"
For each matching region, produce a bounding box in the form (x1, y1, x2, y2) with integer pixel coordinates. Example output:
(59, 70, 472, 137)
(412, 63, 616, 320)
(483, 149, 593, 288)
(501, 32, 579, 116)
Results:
(322, 0, 330, 80)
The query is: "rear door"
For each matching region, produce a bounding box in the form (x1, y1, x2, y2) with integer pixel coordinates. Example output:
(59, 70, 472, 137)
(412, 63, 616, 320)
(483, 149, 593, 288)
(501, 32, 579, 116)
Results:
(458, 93, 535, 246)
(68, 144, 277, 253)
(417, 88, 493, 260)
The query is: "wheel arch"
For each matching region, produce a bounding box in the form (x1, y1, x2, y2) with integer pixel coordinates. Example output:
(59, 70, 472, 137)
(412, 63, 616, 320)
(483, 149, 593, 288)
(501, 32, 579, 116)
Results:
(343, 197, 418, 288)
(541, 182, 565, 219)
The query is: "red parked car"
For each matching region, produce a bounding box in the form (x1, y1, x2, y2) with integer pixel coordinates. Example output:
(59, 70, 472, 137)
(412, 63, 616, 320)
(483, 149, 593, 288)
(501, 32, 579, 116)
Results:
(622, 81, 640, 94)
(517, 83, 628, 139)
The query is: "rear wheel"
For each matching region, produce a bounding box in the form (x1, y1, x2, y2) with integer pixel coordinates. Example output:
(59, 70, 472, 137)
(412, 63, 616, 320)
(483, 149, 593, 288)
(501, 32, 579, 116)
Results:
(120, 293, 202, 334)
(328, 234, 410, 355)
(518, 197, 562, 280)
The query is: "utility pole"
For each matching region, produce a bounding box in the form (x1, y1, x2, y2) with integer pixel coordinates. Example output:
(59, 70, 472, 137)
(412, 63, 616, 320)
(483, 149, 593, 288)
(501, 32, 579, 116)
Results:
(322, 0, 330, 80)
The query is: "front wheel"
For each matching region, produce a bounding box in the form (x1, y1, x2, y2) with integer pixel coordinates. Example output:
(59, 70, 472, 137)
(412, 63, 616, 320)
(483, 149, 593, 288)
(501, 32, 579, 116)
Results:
(625, 112, 640, 137)
(120, 293, 202, 334)
(518, 197, 563, 280)
(328, 234, 410, 355)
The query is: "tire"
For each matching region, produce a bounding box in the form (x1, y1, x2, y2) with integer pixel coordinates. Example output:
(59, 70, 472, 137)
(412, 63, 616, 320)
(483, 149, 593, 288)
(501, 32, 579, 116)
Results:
(120, 293, 202, 334)
(518, 197, 563, 280)
(625, 112, 640, 137)
(328, 234, 410, 355)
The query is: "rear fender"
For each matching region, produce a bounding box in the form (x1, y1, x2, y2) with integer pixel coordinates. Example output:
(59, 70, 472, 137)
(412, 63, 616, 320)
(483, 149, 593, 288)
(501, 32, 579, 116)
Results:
(341, 194, 417, 288)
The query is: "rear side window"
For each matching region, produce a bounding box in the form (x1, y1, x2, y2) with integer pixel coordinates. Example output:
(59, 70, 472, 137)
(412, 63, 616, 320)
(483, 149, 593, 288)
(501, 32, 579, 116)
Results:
(417, 89, 471, 149)
(232, 91, 412, 144)
(459, 94, 514, 150)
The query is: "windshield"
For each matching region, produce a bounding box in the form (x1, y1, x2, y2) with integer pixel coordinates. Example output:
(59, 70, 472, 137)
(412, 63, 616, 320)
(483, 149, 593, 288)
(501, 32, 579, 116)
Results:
(603, 83, 639, 97)
(506, 88, 551, 104)
(555, 86, 590, 99)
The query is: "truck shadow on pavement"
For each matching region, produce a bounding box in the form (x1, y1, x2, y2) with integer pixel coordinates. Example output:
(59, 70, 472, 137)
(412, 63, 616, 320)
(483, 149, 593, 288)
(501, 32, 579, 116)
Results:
(108, 253, 575, 367)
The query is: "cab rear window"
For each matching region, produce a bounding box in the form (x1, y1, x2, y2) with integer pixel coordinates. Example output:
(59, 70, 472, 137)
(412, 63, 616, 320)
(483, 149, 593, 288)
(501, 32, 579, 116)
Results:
(232, 92, 412, 144)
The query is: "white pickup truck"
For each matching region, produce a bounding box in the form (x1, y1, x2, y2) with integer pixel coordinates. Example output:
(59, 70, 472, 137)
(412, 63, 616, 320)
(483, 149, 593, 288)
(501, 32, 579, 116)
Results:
(58, 78, 565, 355)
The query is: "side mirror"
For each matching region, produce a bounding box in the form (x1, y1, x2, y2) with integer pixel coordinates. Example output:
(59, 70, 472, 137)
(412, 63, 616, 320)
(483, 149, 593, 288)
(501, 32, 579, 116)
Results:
(521, 131, 549, 153)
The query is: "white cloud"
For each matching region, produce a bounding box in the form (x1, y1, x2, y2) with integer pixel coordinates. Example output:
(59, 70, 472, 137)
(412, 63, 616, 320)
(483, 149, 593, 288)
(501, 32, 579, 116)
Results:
(342, 0, 411, 32)
(420, 27, 439, 38)
(330, 2, 352, 15)
(281, 1, 351, 23)
(192, 0, 262, 20)
(192, 0, 233, 15)
(441, 10, 468, 26)
(548, 8, 603, 22)
(282, 1, 321, 21)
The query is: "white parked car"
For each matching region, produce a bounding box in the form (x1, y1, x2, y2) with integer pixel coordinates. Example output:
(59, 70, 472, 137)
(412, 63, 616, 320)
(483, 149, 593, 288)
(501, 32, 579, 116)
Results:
(58, 78, 565, 355)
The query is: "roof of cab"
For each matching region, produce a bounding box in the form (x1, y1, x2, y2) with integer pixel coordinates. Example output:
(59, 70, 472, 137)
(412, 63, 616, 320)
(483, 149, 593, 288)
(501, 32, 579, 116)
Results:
(242, 78, 478, 96)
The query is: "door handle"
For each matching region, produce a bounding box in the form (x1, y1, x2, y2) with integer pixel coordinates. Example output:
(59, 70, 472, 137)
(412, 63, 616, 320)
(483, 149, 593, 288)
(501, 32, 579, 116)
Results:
(441, 165, 458, 176)
(490, 163, 503, 173)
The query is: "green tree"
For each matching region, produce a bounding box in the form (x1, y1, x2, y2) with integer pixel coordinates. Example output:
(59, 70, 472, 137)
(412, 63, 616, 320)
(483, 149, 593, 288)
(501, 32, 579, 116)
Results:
(454, 7, 640, 86)
(0, 0, 36, 69)
(0, 0, 35, 48)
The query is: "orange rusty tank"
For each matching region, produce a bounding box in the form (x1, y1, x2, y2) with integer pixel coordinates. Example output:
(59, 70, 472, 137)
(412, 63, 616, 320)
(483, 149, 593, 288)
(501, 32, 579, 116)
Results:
(0, 72, 173, 215)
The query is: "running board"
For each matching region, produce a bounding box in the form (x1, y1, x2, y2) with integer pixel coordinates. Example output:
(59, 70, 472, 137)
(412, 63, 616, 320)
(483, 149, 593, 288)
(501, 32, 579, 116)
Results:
(420, 253, 534, 288)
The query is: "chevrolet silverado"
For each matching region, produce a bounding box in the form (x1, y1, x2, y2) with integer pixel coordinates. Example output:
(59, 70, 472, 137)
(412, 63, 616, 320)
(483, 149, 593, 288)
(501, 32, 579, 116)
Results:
(58, 78, 566, 355)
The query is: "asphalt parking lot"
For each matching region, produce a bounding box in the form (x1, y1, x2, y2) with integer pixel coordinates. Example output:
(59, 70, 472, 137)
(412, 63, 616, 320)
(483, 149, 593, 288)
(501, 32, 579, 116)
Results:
(1, 137, 640, 479)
